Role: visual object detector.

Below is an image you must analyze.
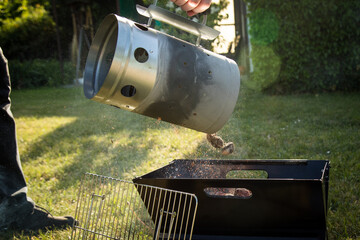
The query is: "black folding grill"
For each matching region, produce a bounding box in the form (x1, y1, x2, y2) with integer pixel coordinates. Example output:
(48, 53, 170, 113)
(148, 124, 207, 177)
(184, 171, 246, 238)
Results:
(133, 159, 330, 240)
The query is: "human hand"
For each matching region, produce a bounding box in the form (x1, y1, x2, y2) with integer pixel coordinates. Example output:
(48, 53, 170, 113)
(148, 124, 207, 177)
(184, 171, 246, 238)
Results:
(171, 0, 212, 17)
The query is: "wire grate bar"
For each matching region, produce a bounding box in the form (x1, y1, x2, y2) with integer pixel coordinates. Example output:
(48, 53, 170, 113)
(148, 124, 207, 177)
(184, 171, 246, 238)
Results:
(71, 173, 198, 240)
(74, 226, 118, 240)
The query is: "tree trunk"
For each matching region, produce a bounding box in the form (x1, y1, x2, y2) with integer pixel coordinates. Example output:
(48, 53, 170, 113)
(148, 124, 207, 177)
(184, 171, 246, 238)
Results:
(52, 0, 64, 80)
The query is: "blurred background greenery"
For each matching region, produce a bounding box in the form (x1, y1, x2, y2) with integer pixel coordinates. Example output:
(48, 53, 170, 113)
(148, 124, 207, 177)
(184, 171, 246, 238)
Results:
(1, 0, 359, 93)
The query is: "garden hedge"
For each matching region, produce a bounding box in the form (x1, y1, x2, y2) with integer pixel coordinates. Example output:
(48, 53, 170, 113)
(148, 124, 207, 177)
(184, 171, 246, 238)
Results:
(0, 4, 57, 60)
(245, 0, 360, 94)
(9, 59, 75, 89)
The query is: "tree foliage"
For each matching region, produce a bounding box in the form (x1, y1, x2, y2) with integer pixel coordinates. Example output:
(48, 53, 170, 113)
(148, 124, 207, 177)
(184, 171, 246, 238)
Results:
(9, 59, 75, 89)
(0, 0, 56, 60)
(245, 0, 360, 94)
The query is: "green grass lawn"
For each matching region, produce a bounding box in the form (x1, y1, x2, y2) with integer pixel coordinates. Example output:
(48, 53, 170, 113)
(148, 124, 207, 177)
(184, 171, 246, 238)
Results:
(1, 86, 359, 239)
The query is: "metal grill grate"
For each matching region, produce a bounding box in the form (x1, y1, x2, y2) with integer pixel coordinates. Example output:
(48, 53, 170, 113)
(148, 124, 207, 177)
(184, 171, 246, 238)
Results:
(71, 173, 198, 240)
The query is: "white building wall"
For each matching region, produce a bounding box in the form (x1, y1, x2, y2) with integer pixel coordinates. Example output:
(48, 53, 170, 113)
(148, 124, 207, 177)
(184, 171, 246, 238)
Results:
(212, 0, 236, 54)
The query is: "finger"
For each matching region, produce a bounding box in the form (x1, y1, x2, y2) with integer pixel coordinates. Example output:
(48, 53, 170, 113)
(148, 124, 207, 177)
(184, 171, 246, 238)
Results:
(190, 0, 212, 14)
(171, 0, 189, 7)
(180, 0, 201, 12)
(186, 10, 199, 17)
(186, 10, 196, 17)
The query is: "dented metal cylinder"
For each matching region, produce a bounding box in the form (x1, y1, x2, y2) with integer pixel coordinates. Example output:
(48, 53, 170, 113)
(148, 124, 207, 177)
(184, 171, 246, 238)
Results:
(84, 14, 240, 133)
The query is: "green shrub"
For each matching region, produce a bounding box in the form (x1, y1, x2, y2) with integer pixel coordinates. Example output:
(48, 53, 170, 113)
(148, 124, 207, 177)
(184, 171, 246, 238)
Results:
(9, 59, 75, 89)
(0, 4, 56, 60)
(246, 0, 360, 94)
(245, 45, 281, 91)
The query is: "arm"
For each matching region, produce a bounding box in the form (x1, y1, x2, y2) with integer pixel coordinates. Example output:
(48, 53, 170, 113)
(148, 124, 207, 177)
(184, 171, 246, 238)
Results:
(171, 0, 212, 16)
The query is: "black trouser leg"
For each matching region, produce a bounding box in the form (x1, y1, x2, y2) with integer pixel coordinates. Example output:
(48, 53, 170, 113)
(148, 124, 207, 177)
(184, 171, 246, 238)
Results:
(0, 48, 34, 229)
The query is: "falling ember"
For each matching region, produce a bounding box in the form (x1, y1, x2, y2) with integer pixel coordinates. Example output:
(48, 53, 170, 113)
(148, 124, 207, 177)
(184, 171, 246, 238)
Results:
(221, 142, 234, 155)
(206, 133, 235, 155)
(207, 133, 224, 149)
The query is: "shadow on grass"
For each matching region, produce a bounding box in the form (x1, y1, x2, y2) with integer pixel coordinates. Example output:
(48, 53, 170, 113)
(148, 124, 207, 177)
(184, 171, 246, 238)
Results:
(0, 227, 71, 240)
(12, 87, 170, 191)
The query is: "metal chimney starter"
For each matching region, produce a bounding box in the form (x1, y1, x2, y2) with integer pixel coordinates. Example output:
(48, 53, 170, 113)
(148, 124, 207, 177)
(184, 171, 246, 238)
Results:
(83, 11, 240, 133)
